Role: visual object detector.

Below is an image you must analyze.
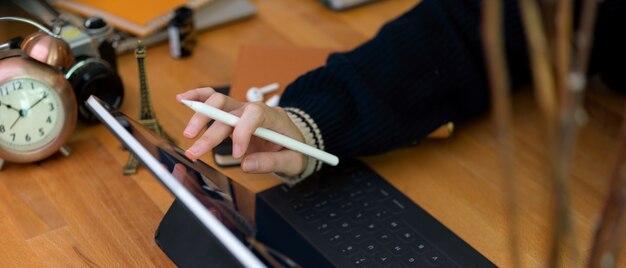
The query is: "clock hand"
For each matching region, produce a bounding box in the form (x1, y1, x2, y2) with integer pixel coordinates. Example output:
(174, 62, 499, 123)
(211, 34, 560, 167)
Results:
(9, 114, 21, 130)
(0, 100, 21, 113)
(26, 92, 48, 111)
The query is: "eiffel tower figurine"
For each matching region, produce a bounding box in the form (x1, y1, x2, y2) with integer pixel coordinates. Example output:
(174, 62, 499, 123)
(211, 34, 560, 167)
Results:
(124, 41, 176, 175)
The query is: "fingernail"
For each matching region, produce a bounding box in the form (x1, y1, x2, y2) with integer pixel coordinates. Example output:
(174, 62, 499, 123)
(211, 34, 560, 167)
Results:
(184, 149, 197, 160)
(189, 146, 201, 156)
(183, 124, 198, 137)
(232, 144, 243, 158)
(242, 157, 258, 172)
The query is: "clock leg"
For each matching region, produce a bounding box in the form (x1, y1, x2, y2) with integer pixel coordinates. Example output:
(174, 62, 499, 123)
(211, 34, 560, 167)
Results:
(0, 158, 4, 171)
(59, 144, 72, 157)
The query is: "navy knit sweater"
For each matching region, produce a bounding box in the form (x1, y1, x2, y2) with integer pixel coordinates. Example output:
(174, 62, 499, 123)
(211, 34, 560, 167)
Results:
(279, 0, 626, 160)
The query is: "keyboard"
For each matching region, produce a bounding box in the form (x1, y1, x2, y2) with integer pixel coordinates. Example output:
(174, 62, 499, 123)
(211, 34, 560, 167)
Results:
(255, 160, 496, 267)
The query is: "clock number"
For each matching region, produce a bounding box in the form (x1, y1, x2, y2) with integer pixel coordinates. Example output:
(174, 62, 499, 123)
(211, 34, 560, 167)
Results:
(13, 81, 23, 90)
(25, 134, 31, 142)
(10, 133, 16, 142)
(0, 125, 4, 133)
(31, 82, 35, 90)
(49, 103, 54, 111)
(46, 116, 52, 124)
(0, 87, 7, 96)
(39, 128, 45, 136)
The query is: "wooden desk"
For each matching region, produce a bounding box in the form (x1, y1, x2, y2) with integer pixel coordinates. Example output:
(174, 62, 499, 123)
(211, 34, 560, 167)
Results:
(1, 0, 624, 266)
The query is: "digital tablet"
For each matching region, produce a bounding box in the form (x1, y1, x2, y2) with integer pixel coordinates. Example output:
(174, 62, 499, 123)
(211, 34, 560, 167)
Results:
(86, 96, 297, 268)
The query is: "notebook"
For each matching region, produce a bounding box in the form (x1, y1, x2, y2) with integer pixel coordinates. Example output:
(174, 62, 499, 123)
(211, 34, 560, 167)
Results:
(53, 0, 211, 37)
(113, 0, 257, 54)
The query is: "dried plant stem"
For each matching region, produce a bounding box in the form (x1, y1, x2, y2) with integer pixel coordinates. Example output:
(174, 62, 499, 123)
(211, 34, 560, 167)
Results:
(518, 0, 576, 267)
(587, 112, 626, 267)
(576, 0, 626, 265)
(552, 0, 585, 266)
(481, 0, 520, 267)
(519, 0, 557, 121)
(555, 0, 572, 100)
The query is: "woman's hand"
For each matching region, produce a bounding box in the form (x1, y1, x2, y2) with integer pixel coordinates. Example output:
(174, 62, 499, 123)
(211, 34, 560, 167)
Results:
(176, 87, 306, 177)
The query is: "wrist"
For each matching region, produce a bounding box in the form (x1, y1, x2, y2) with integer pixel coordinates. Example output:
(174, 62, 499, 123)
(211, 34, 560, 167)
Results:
(273, 107, 325, 185)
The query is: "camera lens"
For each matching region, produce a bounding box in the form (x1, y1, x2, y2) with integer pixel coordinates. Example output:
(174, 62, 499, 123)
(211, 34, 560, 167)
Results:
(66, 58, 124, 123)
(84, 17, 106, 29)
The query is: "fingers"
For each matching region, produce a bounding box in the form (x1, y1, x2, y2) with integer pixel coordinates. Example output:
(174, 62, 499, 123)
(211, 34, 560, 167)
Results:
(185, 121, 233, 160)
(182, 92, 243, 139)
(177, 87, 243, 110)
(241, 150, 307, 176)
(171, 163, 186, 183)
(176, 87, 216, 103)
(231, 103, 265, 158)
(231, 103, 303, 158)
(179, 88, 306, 176)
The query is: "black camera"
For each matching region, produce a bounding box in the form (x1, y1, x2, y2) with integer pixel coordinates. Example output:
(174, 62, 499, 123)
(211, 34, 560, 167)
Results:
(60, 16, 124, 123)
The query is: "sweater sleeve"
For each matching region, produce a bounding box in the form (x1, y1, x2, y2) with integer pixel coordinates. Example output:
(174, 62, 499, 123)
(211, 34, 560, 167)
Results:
(280, 0, 529, 159)
(279, 0, 623, 160)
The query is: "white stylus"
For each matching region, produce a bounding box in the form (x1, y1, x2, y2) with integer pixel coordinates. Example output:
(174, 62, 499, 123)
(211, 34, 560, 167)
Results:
(180, 99, 339, 166)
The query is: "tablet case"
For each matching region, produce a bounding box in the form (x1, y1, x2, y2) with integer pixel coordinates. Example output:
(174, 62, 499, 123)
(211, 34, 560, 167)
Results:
(155, 199, 245, 268)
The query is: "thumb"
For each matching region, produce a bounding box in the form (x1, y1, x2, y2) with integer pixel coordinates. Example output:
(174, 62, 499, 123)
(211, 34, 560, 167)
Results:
(241, 150, 306, 177)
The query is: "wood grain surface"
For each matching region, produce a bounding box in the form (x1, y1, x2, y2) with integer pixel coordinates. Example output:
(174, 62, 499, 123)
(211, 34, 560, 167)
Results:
(1, 0, 625, 267)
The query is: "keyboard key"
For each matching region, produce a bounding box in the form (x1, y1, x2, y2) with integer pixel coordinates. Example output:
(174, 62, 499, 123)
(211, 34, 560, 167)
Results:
(401, 254, 425, 267)
(290, 201, 306, 212)
(325, 192, 342, 202)
(315, 222, 332, 233)
(387, 199, 407, 213)
(327, 232, 344, 244)
(338, 244, 358, 256)
(348, 189, 365, 199)
(339, 165, 358, 175)
(358, 200, 376, 210)
(374, 252, 396, 266)
(302, 211, 319, 222)
(312, 200, 329, 211)
(399, 230, 417, 242)
(340, 182, 355, 192)
(301, 190, 318, 200)
(373, 209, 390, 220)
(338, 221, 352, 232)
(348, 228, 366, 243)
(424, 251, 447, 266)
(339, 201, 355, 211)
(364, 222, 379, 233)
(352, 211, 368, 222)
(349, 170, 365, 181)
(390, 244, 406, 256)
(376, 232, 393, 244)
(387, 221, 401, 231)
(373, 189, 391, 200)
(362, 179, 376, 191)
(410, 241, 430, 254)
(351, 256, 369, 267)
(324, 211, 341, 220)
(362, 241, 380, 253)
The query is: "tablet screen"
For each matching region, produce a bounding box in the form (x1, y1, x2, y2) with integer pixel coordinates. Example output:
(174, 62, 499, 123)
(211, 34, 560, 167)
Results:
(127, 115, 257, 239)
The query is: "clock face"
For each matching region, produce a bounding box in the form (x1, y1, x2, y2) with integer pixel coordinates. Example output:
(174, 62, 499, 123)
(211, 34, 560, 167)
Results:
(0, 78, 65, 152)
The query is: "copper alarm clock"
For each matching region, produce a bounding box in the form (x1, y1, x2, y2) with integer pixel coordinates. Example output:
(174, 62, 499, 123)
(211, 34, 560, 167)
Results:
(0, 17, 77, 170)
